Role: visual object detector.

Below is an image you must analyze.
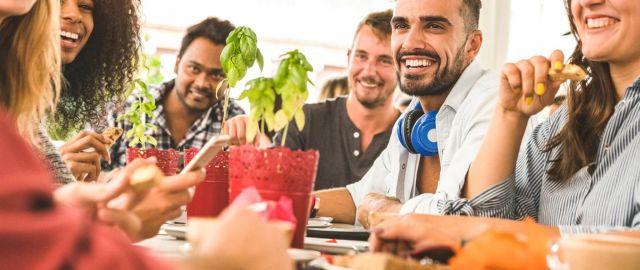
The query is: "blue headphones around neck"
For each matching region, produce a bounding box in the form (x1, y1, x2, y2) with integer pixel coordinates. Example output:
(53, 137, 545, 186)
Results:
(396, 103, 439, 156)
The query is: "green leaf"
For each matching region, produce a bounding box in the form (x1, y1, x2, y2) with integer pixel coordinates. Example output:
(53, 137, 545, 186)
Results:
(264, 110, 276, 131)
(129, 137, 140, 148)
(294, 109, 305, 131)
(220, 44, 234, 75)
(125, 129, 135, 139)
(256, 49, 264, 71)
(274, 110, 289, 131)
(147, 136, 158, 147)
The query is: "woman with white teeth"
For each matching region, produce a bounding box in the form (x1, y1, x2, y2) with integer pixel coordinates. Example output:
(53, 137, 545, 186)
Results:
(45, 0, 141, 184)
(370, 0, 640, 251)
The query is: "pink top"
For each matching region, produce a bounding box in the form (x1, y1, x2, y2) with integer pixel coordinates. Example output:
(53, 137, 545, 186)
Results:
(0, 111, 170, 270)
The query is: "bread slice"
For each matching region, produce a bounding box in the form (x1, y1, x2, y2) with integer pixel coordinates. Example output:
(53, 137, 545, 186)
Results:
(102, 127, 124, 148)
(333, 253, 449, 270)
(549, 63, 587, 82)
(129, 164, 163, 192)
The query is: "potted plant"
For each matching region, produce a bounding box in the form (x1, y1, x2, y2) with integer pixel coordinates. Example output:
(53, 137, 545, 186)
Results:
(184, 27, 265, 218)
(118, 53, 180, 176)
(220, 27, 319, 248)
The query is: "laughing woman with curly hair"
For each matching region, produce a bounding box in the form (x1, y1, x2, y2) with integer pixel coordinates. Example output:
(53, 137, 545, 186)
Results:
(47, 0, 142, 183)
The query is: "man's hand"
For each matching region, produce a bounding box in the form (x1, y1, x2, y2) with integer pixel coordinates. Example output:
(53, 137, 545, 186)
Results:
(190, 206, 294, 270)
(59, 130, 113, 182)
(357, 193, 402, 229)
(131, 169, 205, 240)
(223, 115, 272, 147)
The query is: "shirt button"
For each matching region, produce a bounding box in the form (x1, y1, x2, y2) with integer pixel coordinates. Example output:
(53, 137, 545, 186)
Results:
(354, 132, 360, 138)
(353, 150, 360, 157)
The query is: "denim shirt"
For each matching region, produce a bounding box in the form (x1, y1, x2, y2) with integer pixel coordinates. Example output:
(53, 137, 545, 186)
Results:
(346, 60, 501, 216)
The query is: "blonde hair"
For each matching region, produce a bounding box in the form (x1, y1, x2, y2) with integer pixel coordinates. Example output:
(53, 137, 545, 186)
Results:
(317, 75, 349, 102)
(0, 0, 61, 143)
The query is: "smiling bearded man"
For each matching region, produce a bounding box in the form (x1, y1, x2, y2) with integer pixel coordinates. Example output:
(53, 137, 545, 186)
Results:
(315, 0, 528, 228)
(106, 17, 245, 169)
(270, 10, 401, 191)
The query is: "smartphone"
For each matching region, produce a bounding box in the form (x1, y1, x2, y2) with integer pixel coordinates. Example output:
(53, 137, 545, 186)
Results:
(181, 134, 230, 174)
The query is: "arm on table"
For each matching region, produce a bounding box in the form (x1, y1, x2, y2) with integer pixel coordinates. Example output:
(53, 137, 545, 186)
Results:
(316, 188, 356, 224)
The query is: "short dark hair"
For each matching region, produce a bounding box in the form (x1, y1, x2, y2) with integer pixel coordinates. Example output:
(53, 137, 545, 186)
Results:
(354, 9, 393, 43)
(460, 0, 482, 32)
(178, 17, 235, 58)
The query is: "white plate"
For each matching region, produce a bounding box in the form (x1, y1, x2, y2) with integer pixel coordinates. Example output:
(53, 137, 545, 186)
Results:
(309, 216, 334, 223)
(179, 242, 320, 263)
(163, 223, 187, 239)
(288, 248, 321, 263)
(304, 237, 369, 254)
(307, 220, 332, 228)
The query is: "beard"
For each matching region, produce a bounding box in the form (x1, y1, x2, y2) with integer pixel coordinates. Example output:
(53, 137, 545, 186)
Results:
(398, 43, 467, 97)
(351, 77, 394, 109)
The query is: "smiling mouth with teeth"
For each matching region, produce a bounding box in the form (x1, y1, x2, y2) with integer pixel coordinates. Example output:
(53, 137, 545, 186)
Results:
(586, 17, 618, 30)
(405, 59, 434, 69)
(61, 30, 80, 42)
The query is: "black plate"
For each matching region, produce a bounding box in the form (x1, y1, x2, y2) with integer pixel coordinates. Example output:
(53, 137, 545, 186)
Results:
(306, 223, 370, 241)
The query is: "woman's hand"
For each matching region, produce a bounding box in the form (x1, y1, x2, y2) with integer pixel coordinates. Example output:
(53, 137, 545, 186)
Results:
(59, 130, 112, 182)
(499, 50, 567, 119)
(369, 214, 492, 257)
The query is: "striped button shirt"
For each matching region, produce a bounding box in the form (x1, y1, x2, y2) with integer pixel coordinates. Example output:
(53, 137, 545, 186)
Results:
(104, 79, 244, 170)
(439, 77, 640, 235)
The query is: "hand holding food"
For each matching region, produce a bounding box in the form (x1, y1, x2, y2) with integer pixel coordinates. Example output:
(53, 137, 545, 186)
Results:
(129, 164, 164, 192)
(498, 50, 586, 118)
(101, 127, 124, 148)
(59, 127, 123, 182)
(53, 158, 159, 240)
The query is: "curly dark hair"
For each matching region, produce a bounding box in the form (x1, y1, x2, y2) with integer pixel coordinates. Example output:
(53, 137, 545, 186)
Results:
(51, 0, 141, 139)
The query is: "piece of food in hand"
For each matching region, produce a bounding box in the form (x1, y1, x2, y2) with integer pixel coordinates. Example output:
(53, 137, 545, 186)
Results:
(333, 253, 449, 270)
(101, 127, 124, 148)
(129, 164, 164, 192)
(548, 63, 587, 82)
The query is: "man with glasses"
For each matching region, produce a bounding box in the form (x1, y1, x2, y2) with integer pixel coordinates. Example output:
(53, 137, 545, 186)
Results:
(106, 17, 244, 169)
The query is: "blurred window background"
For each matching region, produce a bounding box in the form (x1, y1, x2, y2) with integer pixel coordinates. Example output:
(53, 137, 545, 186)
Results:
(140, 0, 576, 113)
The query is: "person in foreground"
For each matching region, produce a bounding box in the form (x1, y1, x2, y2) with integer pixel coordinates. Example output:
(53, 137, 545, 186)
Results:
(315, 0, 499, 227)
(370, 0, 640, 252)
(0, 108, 292, 270)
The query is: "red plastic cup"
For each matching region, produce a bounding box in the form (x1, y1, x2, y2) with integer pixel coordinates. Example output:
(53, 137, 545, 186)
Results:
(185, 148, 230, 218)
(229, 146, 319, 248)
(126, 148, 180, 176)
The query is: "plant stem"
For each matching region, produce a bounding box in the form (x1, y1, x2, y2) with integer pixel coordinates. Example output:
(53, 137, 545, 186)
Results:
(221, 84, 231, 130)
(281, 122, 289, 147)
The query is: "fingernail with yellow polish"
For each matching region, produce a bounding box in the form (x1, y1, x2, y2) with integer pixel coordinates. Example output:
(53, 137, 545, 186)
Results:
(535, 83, 545, 96)
(553, 61, 564, 71)
(525, 97, 533, 106)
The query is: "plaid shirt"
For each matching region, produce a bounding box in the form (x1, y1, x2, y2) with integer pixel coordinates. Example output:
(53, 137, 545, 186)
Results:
(104, 79, 244, 170)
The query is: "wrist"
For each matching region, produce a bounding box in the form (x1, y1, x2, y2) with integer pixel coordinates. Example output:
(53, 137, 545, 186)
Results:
(496, 106, 530, 126)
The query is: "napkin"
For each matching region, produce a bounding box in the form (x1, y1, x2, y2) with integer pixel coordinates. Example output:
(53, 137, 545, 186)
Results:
(231, 187, 297, 229)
